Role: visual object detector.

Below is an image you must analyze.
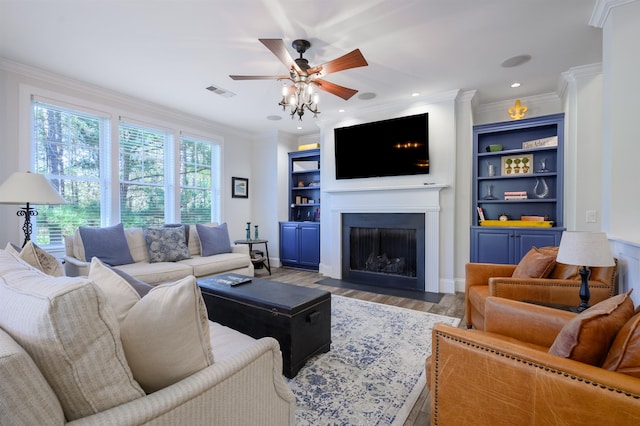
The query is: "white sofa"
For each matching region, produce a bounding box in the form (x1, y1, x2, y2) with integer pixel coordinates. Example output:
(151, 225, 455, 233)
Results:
(0, 249, 295, 425)
(63, 223, 254, 283)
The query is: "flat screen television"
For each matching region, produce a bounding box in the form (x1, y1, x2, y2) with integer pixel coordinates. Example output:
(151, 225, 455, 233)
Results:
(334, 113, 429, 179)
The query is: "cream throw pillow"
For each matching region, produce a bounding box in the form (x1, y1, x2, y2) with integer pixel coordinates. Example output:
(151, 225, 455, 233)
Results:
(88, 257, 143, 324)
(5, 241, 64, 276)
(88, 259, 214, 393)
(120, 276, 214, 392)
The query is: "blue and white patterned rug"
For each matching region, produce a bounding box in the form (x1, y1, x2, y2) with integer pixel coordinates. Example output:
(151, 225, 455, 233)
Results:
(287, 295, 460, 425)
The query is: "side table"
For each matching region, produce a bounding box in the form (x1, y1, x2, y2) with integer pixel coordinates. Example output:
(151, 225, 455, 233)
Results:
(233, 239, 271, 274)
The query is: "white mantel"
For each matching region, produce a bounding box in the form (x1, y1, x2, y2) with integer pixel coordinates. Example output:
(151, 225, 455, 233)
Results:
(320, 184, 447, 293)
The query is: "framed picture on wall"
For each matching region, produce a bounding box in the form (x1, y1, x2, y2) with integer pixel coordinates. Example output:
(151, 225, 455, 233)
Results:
(232, 177, 248, 198)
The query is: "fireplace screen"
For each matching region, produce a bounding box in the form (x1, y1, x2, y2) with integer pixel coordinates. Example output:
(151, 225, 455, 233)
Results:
(349, 227, 417, 278)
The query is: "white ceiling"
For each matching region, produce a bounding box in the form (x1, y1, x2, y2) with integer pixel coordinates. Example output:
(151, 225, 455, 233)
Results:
(0, 0, 601, 136)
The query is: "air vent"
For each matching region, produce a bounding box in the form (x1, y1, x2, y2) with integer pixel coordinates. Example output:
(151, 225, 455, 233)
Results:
(205, 85, 236, 98)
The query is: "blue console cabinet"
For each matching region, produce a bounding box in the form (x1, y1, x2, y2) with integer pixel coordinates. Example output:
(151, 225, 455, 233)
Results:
(470, 113, 565, 264)
(279, 221, 320, 270)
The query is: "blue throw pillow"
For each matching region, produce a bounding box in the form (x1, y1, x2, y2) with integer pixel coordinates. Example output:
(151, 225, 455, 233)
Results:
(79, 223, 135, 266)
(197, 223, 232, 256)
(144, 226, 191, 263)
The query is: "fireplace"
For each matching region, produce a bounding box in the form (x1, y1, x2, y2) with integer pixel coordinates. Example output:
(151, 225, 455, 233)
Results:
(342, 213, 425, 291)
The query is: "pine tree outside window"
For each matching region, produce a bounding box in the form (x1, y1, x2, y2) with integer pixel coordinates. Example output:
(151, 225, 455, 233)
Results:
(32, 101, 105, 246)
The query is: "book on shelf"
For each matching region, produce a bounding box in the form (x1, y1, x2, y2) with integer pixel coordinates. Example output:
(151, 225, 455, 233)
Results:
(504, 195, 528, 200)
(521, 215, 546, 221)
(504, 191, 527, 196)
(522, 136, 558, 149)
(477, 206, 486, 222)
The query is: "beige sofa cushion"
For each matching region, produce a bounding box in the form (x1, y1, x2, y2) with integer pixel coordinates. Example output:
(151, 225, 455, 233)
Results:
(0, 327, 66, 425)
(0, 250, 145, 421)
(115, 260, 193, 284)
(180, 252, 250, 277)
(124, 227, 150, 263)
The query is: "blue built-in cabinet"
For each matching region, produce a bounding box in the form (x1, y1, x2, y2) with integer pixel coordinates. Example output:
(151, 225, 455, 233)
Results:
(279, 148, 321, 270)
(470, 113, 565, 264)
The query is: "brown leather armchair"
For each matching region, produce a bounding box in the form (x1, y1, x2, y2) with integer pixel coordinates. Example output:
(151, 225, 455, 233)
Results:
(465, 248, 618, 329)
(429, 297, 640, 425)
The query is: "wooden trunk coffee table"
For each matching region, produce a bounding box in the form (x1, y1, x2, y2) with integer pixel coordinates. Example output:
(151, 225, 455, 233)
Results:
(197, 274, 331, 378)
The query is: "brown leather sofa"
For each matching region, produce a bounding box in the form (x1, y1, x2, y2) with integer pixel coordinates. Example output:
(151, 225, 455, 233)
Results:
(429, 296, 640, 425)
(465, 247, 618, 329)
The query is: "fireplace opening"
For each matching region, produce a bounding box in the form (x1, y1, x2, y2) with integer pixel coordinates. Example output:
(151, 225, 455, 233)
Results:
(342, 213, 425, 291)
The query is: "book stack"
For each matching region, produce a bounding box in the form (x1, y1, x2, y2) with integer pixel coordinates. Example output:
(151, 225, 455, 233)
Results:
(504, 191, 527, 200)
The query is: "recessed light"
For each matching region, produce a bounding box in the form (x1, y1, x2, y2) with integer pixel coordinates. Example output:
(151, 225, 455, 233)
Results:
(501, 54, 532, 68)
(510, 82, 521, 88)
(358, 92, 376, 100)
(411, 92, 420, 97)
(297, 126, 303, 130)
(338, 109, 345, 113)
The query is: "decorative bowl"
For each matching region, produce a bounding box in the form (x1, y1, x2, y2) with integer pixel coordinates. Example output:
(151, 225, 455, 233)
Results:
(486, 144, 503, 152)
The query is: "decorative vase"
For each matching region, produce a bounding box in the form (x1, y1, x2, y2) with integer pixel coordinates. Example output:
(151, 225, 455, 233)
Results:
(533, 177, 549, 198)
(245, 222, 251, 240)
(484, 184, 495, 200)
(254, 225, 259, 240)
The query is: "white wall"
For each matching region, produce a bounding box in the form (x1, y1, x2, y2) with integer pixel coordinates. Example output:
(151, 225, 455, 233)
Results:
(560, 64, 604, 232)
(596, 0, 640, 305)
(0, 59, 256, 248)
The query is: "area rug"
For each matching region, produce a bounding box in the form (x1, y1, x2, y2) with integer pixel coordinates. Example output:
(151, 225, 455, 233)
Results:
(286, 295, 460, 425)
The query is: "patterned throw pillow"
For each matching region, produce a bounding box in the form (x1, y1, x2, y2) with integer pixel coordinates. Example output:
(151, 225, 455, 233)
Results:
(144, 226, 191, 263)
(4, 241, 64, 276)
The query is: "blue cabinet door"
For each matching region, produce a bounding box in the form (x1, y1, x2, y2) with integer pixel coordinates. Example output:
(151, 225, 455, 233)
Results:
(471, 227, 564, 264)
(515, 230, 563, 261)
(298, 223, 320, 267)
(471, 228, 513, 264)
(279, 222, 300, 264)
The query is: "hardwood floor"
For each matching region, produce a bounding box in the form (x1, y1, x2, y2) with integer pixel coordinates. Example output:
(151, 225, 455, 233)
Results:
(256, 266, 466, 426)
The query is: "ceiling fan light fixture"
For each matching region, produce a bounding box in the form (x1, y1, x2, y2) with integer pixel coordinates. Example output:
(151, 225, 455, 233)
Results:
(231, 38, 367, 120)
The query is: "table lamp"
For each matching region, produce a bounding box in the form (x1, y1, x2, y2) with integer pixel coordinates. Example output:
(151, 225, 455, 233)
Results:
(0, 171, 66, 247)
(556, 231, 615, 312)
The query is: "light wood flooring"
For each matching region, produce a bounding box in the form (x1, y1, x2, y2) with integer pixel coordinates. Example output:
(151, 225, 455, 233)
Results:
(256, 266, 466, 426)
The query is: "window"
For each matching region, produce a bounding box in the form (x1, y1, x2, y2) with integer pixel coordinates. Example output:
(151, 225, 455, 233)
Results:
(30, 97, 222, 248)
(119, 122, 169, 227)
(32, 101, 105, 246)
(179, 136, 220, 224)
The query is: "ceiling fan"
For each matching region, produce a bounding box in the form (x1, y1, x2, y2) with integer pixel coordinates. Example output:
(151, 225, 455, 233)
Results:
(230, 38, 368, 119)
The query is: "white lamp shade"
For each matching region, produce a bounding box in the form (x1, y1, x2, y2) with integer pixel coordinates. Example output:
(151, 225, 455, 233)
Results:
(556, 231, 615, 267)
(0, 172, 66, 205)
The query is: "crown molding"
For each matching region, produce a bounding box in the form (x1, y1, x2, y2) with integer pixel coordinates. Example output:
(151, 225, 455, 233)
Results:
(474, 92, 560, 119)
(558, 63, 603, 99)
(590, 0, 639, 28)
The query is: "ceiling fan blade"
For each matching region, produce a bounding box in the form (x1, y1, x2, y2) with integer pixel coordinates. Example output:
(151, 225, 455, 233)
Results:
(314, 79, 358, 100)
(229, 75, 289, 80)
(315, 49, 368, 76)
(259, 38, 303, 74)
